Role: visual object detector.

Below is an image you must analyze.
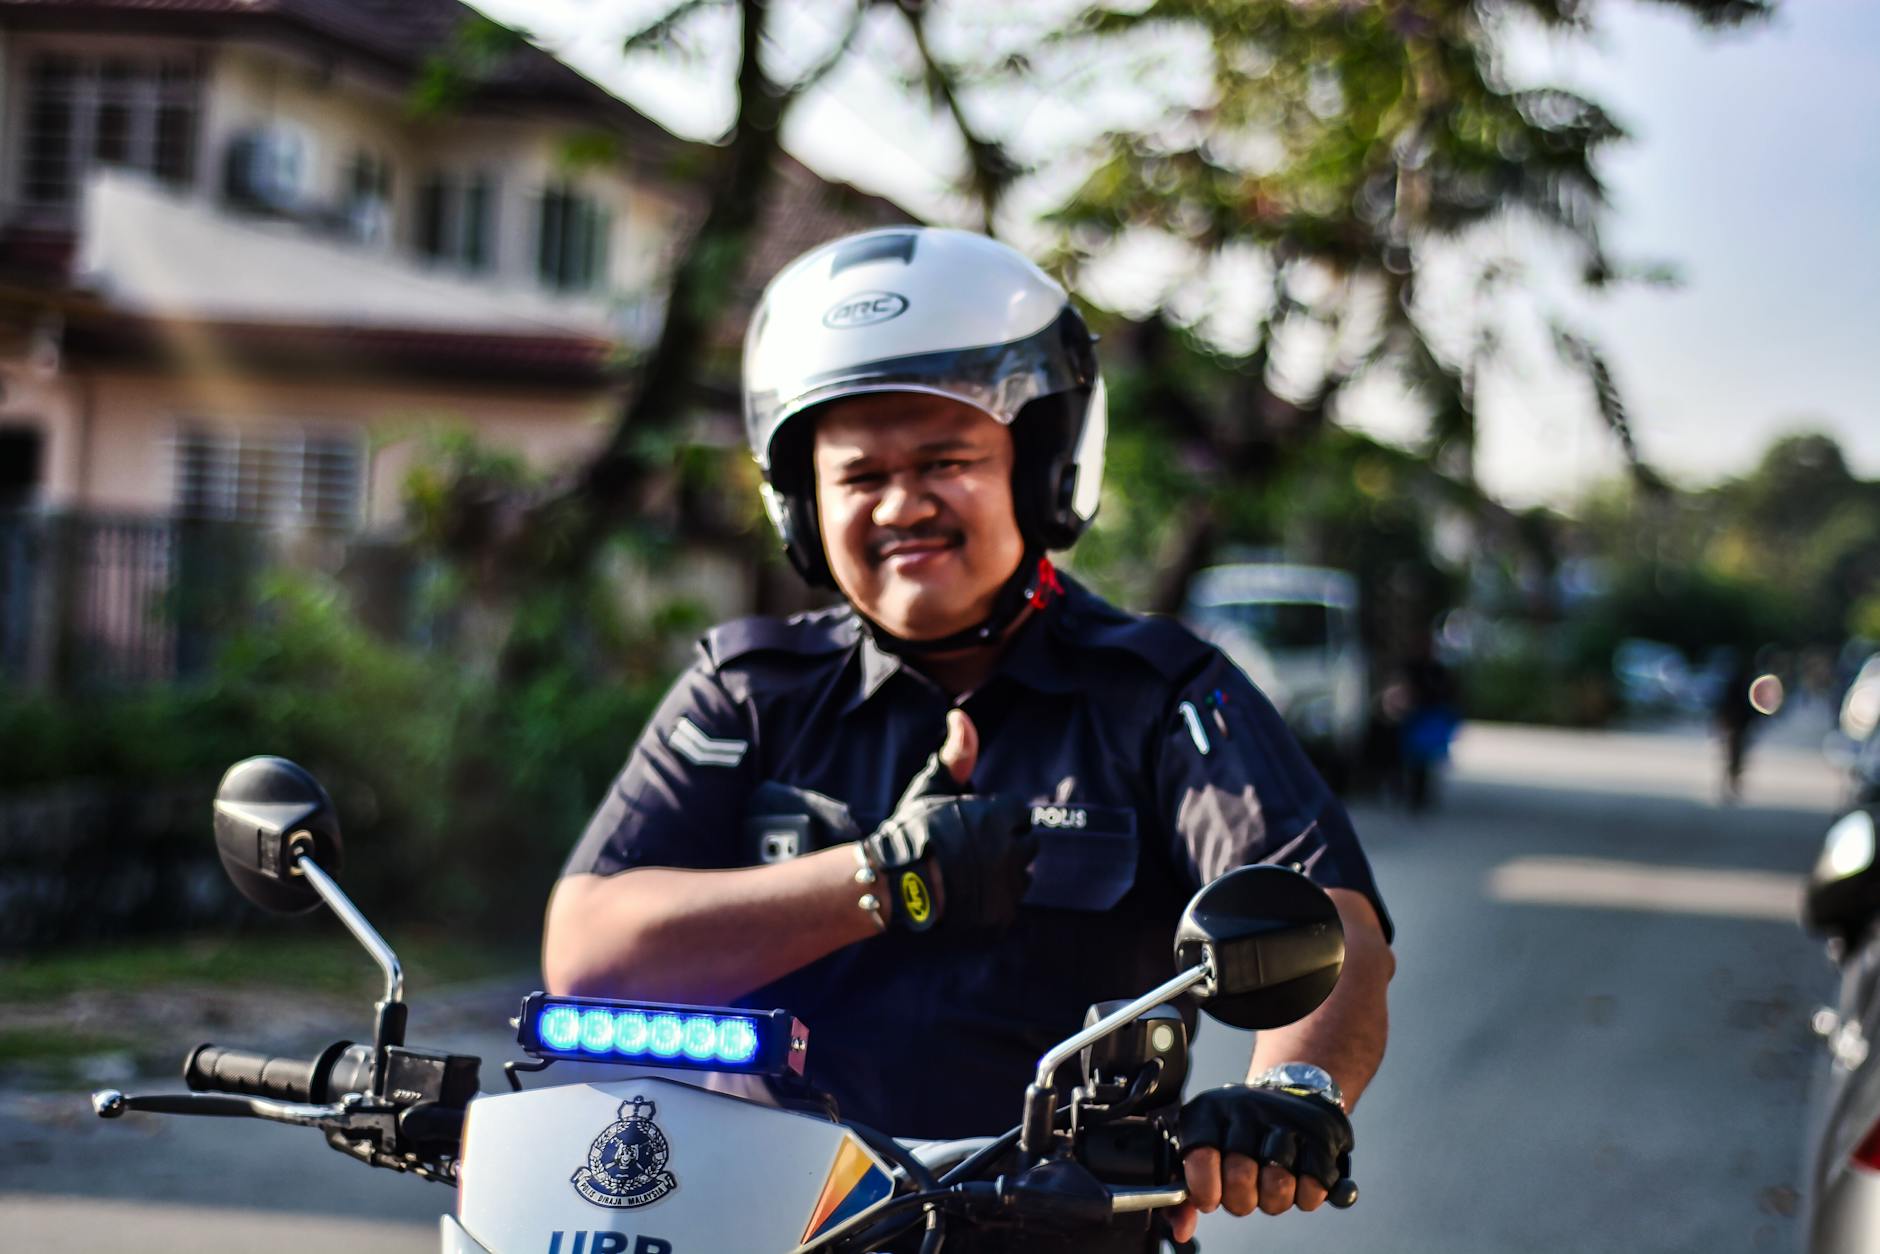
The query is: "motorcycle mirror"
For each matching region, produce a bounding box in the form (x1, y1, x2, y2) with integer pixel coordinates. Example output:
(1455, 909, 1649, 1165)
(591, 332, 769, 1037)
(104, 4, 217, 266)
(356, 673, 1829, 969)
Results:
(1806, 808, 1880, 942)
(1174, 865, 1344, 1030)
(212, 756, 344, 915)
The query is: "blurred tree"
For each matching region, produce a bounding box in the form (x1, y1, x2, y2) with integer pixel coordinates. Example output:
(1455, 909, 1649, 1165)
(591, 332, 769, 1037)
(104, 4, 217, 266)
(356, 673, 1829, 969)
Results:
(1012, 0, 1768, 605)
(414, 0, 1029, 682)
(414, 0, 1776, 665)
(1574, 429, 1877, 655)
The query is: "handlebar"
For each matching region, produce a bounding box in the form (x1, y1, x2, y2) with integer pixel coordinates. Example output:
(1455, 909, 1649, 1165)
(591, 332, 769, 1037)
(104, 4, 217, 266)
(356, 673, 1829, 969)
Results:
(184, 1041, 371, 1105)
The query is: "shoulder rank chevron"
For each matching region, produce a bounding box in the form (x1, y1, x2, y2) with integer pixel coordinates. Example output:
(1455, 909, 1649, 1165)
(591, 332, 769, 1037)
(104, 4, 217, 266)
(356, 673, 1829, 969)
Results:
(669, 716, 749, 768)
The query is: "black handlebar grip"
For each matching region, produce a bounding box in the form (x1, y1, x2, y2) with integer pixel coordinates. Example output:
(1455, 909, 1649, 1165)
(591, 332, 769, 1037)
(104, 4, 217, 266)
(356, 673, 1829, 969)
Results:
(184, 1041, 364, 1104)
(1329, 1178, 1359, 1209)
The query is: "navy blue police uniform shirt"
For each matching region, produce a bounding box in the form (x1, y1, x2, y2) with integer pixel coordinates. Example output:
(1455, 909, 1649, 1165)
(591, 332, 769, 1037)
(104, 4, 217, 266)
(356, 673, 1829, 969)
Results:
(561, 574, 1391, 1140)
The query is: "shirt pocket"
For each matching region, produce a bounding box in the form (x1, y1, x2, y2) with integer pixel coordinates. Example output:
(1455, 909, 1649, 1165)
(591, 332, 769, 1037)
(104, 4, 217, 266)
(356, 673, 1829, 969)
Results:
(743, 780, 861, 865)
(1021, 804, 1138, 912)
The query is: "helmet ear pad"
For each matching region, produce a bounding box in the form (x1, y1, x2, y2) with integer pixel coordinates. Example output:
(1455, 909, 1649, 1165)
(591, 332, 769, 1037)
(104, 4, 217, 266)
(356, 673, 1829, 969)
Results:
(1010, 390, 1090, 551)
(765, 419, 837, 589)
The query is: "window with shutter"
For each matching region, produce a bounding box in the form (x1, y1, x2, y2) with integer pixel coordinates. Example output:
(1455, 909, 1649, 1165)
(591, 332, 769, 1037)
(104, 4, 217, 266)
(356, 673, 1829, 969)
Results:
(18, 50, 201, 212)
(172, 427, 363, 532)
(536, 182, 612, 292)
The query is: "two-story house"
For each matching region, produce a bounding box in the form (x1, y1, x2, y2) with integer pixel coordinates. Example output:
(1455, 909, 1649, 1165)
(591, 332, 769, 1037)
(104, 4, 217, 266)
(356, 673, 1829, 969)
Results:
(0, 0, 912, 683)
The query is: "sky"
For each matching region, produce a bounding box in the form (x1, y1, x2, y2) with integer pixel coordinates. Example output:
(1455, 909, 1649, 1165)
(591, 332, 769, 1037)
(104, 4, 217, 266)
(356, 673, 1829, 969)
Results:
(471, 0, 1880, 507)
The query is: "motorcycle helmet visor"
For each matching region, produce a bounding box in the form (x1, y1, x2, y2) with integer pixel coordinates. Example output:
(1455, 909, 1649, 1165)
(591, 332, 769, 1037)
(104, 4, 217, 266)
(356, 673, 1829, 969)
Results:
(746, 307, 1095, 472)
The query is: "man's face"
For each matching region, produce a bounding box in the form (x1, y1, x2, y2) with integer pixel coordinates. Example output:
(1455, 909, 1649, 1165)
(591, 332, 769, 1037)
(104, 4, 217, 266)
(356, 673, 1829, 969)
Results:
(812, 393, 1025, 641)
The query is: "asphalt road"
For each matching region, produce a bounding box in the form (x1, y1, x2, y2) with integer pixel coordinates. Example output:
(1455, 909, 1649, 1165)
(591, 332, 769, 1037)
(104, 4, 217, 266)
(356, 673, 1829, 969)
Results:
(1188, 719, 1843, 1254)
(0, 719, 1848, 1252)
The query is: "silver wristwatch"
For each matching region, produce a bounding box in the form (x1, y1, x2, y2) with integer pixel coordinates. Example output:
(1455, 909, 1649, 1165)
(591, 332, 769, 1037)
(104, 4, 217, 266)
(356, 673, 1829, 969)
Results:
(1252, 1063, 1346, 1111)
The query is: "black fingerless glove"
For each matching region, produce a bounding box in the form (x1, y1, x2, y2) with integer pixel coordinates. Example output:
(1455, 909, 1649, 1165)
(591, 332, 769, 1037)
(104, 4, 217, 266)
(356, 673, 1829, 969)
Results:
(863, 753, 1033, 934)
(1179, 1083, 1359, 1208)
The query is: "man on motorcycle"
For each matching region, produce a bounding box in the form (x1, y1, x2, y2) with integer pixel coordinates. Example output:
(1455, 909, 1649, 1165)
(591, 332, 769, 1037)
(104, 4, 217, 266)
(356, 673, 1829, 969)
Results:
(545, 228, 1395, 1242)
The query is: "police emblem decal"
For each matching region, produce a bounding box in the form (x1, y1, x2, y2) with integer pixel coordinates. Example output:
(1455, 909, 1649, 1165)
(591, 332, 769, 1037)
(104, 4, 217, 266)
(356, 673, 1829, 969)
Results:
(572, 1096, 678, 1210)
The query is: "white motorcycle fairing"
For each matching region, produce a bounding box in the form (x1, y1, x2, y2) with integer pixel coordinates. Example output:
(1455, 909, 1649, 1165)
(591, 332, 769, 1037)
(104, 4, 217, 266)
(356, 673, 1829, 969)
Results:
(455, 1075, 896, 1253)
(440, 1213, 494, 1253)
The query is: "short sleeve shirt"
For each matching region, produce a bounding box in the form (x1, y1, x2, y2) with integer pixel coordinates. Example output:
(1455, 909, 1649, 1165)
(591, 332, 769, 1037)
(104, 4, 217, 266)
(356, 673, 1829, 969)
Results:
(561, 575, 1391, 1139)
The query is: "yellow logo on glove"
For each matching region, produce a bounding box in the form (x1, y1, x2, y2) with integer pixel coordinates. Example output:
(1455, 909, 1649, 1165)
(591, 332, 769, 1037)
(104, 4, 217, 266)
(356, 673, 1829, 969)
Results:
(899, 871, 933, 926)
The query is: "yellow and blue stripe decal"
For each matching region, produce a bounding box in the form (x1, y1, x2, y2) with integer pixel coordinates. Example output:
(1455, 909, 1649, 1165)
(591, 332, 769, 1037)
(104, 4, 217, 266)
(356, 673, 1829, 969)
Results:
(801, 1133, 895, 1242)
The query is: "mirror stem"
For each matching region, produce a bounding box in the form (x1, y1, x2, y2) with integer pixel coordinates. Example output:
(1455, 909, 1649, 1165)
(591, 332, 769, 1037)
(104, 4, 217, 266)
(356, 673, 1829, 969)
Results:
(295, 850, 407, 1097)
(295, 851, 404, 1007)
(1017, 959, 1214, 1166)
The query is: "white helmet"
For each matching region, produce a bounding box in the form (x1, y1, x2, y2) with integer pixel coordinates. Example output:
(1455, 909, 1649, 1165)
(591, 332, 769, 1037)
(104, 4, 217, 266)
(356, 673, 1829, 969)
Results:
(742, 227, 1107, 589)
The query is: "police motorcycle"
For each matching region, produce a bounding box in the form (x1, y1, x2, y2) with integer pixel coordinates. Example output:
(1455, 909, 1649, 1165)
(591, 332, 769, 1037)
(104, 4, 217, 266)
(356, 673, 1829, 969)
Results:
(89, 756, 1356, 1252)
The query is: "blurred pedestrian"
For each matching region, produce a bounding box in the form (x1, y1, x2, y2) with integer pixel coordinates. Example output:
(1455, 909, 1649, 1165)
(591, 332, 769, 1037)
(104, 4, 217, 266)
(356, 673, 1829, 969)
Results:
(1713, 651, 1767, 802)
(1381, 634, 1460, 814)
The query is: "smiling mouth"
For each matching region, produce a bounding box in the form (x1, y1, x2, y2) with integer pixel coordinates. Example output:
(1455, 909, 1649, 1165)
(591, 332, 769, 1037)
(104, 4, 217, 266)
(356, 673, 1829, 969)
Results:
(874, 537, 961, 567)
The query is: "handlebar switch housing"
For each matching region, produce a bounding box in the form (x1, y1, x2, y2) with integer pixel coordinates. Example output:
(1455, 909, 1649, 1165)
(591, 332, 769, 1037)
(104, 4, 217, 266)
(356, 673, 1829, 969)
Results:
(380, 1047, 480, 1110)
(1067, 1000, 1188, 1207)
(1079, 1002, 1188, 1109)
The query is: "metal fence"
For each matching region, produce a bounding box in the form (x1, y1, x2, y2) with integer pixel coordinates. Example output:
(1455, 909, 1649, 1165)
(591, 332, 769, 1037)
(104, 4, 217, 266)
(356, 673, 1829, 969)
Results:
(0, 511, 262, 690)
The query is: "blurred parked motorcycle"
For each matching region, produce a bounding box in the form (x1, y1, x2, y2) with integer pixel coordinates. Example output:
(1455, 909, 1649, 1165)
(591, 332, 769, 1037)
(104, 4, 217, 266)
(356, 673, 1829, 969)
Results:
(1801, 692, 1880, 1251)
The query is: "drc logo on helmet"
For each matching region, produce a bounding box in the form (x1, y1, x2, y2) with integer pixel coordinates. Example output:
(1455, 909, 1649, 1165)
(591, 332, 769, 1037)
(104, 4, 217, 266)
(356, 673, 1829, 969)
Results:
(823, 291, 908, 328)
(573, 1096, 678, 1210)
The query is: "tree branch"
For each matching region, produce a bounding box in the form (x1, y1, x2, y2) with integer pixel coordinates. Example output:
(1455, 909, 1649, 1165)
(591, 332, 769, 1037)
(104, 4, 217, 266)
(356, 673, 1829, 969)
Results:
(896, 0, 1021, 230)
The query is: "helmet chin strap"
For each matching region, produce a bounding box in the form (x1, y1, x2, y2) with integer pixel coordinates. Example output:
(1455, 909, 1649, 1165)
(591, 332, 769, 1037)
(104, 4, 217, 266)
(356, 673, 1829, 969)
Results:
(860, 554, 1063, 658)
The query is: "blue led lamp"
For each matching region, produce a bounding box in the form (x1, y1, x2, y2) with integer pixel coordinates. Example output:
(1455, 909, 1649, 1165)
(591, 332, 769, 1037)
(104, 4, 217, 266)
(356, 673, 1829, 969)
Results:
(516, 993, 808, 1079)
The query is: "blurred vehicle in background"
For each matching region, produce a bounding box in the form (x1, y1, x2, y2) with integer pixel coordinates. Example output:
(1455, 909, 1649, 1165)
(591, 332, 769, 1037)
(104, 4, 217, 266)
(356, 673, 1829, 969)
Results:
(1802, 693, 1880, 1252)
(1612, 638, 1729, 715)
(1183, 563, 1368, 783)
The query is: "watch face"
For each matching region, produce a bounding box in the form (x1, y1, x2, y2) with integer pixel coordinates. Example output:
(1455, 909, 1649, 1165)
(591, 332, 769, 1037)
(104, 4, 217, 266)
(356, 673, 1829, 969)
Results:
(1264, 1064, 1343, 1107)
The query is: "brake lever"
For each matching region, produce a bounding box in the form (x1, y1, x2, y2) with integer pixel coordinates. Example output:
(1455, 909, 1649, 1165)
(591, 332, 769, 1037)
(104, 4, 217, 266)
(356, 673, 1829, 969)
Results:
(93, 1088, 354, 1128)
(1109, 1184, 1187, 1214)
(1106, 1178, 1358, 1213)
(94, 1088, 462, 1186)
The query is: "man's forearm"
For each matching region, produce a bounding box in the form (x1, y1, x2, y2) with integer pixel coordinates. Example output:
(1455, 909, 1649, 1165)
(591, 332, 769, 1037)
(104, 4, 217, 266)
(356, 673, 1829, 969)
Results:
(1245, 887, 1393, 1110)
(543, 848, 883, 1005)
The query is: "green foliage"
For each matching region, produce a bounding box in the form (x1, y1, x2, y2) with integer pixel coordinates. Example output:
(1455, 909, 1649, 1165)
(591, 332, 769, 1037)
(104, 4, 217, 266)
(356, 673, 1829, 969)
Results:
(0, 931, 527, 1005)
(410, 15, 535, 118)
(1024, 0, 1773, 490)
(556, 130, 623, 173)
(1451, 429, 1877, 726)
(1, 570, 664, 939)
(1460, 627, 1599, 726)
(1589, 565, 1791, 659)
(0, 684, 242, 794)
(399, 425, 543, 552)
(1578, 430, 1878, 653)
(1853, 594, 1880, 644)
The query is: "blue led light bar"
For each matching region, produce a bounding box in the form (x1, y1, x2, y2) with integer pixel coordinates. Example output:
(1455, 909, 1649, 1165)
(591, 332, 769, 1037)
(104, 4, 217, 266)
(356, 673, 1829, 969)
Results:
(516, 993, 807, 1078)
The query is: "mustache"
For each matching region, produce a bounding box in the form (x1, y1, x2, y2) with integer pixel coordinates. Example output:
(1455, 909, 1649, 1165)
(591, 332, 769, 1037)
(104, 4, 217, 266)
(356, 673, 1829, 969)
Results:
(869, 526, 964, 563)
